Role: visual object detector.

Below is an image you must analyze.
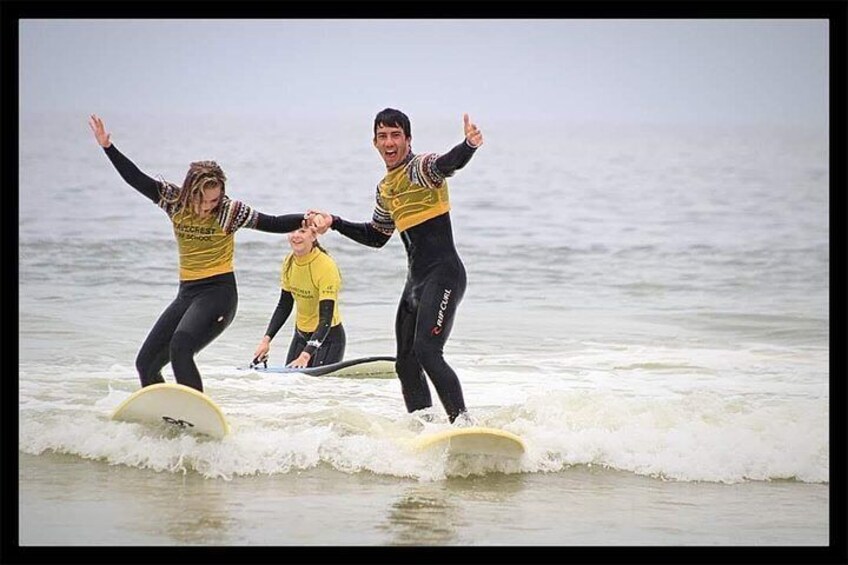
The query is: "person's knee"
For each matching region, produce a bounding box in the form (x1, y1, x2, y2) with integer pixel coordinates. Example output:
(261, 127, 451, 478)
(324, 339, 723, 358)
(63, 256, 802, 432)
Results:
(134, 352, 149, 376)
(135, 352, 163, 386)
(395, 353, 420, 378)
(135, 351, 156, 378)
(169, 331, 197, 360)
(413, 339, 443, 372)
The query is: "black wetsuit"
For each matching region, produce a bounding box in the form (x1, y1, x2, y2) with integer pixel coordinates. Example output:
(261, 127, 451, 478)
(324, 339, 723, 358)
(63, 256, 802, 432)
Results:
(330, 140, 477, 422)
(264, 290, 346, 367)
(103, 144, 303, 391)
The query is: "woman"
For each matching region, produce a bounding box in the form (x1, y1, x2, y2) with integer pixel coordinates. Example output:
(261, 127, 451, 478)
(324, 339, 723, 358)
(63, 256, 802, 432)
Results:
(252, 226, 346, 369)
(89, 114, 307, 392)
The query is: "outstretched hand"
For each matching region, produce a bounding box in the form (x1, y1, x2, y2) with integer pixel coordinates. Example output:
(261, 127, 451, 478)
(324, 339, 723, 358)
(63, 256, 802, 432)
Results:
(88, 114, 112, 148)
(305, 209, 333, 235)
(463, 113, 483, 148)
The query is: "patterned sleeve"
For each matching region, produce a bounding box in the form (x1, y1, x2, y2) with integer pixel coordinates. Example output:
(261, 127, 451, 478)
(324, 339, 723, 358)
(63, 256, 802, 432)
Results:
(408, 153, 446, 189)
(216, 197, 260, 235)
(370, 185, 396, 236)
(156, 181, 182, 216)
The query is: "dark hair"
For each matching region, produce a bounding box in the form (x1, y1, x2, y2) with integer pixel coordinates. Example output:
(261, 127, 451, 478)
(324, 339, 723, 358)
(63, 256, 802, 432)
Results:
(373, 108, 411, 138)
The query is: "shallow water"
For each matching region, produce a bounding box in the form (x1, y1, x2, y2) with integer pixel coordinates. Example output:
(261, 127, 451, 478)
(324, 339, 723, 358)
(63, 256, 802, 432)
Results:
(18, 114, 829, 546)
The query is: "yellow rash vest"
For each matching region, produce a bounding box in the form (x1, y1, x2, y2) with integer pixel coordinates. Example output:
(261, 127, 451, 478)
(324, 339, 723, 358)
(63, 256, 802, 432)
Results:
(158, 183, 259, 281)
(280, 247, 343, 332)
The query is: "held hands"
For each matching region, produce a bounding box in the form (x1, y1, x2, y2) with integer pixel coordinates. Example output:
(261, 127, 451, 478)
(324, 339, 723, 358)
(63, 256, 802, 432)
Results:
(88, 114, 112, 148)
(287, 351, 311, 369)
(305, 209, 333, 235)
(463, 113, 483, 148)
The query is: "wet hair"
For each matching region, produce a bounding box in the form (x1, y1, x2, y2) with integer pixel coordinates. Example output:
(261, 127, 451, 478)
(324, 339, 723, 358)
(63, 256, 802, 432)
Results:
(162, 160, 227, 216)
(373, 108, 411, 138)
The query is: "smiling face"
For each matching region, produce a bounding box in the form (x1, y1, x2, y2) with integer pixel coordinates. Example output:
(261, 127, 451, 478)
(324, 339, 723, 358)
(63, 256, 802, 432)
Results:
(287, 226, 317, 256)
(373, 124, 411, 169)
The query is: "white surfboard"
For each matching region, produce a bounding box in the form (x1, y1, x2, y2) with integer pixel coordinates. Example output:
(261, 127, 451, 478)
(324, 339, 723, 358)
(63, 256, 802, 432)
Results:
(111, 383, 230, 439)
(412, 426, 526, 458)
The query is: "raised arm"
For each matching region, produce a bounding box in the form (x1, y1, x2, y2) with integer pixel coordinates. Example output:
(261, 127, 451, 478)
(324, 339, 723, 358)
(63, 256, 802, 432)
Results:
(433, 113, 484, 177)
(89, 114, 161, 203)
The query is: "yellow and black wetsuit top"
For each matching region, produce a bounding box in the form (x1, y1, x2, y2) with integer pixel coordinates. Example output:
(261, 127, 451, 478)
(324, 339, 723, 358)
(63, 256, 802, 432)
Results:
(162, 185, 258, 281)
(375, 153, 451, 233)
(103, 144, 304, 282)
(281, 247, 342, 332)
(369, 139, 476, 236)
(329, 139, 478, 275)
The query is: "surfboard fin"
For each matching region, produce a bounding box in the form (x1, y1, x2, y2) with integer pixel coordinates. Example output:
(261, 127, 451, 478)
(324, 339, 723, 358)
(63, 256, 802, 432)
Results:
(250, 354, 268, 369)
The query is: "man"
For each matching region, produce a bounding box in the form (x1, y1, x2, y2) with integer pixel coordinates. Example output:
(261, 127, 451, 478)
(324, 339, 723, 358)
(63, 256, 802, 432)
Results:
(309, 108, 483, 425)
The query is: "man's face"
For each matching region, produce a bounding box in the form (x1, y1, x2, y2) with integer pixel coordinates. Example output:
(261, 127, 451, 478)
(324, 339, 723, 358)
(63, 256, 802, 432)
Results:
(373, 124, 410, 169)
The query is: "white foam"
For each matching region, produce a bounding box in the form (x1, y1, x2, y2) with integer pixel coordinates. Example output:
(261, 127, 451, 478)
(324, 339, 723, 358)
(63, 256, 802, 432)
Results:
(18, 374, 827, 484)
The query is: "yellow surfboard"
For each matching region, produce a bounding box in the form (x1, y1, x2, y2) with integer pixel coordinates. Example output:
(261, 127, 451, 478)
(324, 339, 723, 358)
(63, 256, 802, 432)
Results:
(111, 383, 230, 439)
(412, 426, 526, 458)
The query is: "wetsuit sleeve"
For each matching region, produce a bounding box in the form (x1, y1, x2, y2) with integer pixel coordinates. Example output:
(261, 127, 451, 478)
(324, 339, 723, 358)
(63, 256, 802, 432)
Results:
(264, 289, 294, 340)
(103, 144, 162, 204)
(215, 198, 304, 235)
(329, 186, 393, 247)
(254, 213, 305, 234)
(434, 139, 478, 177)
(331, 216, 391, 247)
(303, 300, 335, 356)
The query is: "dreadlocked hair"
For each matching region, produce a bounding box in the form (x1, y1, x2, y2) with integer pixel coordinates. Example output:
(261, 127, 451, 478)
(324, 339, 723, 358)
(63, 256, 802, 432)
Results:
(161, 160, 227, 216)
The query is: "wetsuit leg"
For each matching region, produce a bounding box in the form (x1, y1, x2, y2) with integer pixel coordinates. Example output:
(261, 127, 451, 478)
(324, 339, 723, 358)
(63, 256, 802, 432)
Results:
(285, 330, 308, 364)
(135, 295, 191, 387)
(169, 283, 238, 392)
(412, 263, 467, 422)
(309, 324, 346, 367)
(395, 287, 432, 413)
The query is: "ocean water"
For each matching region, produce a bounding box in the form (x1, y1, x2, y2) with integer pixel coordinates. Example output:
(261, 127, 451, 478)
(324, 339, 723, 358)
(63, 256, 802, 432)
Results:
(17, 113, 829, 547)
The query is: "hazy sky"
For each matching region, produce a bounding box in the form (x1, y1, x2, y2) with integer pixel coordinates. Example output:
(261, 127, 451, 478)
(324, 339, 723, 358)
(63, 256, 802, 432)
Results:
(19, 19, 828, 127)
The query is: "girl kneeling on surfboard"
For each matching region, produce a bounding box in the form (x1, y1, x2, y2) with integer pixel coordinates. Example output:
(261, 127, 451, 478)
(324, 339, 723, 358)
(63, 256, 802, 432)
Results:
(251, 227, 346, 369)
(89, 114, 308, 393)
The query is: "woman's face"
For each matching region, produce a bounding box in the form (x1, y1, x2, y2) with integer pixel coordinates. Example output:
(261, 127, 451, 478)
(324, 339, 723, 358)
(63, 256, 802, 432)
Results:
(193, 184, 222, 218)
(288, 226, 317, 255)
